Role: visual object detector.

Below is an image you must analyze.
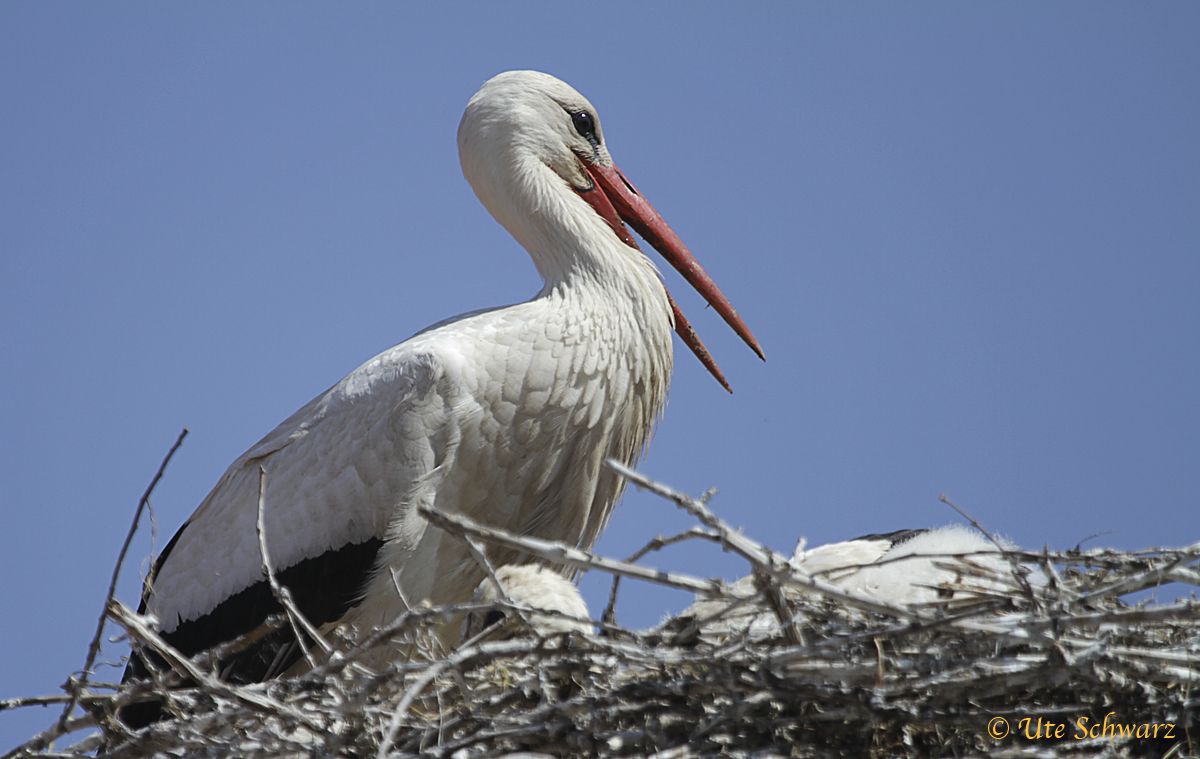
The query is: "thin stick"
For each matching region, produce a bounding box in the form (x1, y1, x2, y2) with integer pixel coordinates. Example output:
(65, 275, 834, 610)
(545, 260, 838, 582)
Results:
(602, 527, 720, 626)
(1, 693, 112, 711)
(608, 460, 922, 621)
(458, 532, 536, 631)
(255, 464, 331, 667)
(376, 639, 536, 758)
(107, 600, 318, 729)
(938, 493, 1038, 604)
(54, 428, 188, 741)
(418, 505, 727, 597)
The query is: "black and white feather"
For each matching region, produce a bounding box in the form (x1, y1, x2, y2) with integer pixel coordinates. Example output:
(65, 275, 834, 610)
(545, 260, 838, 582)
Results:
(675, 525, 1037, 643)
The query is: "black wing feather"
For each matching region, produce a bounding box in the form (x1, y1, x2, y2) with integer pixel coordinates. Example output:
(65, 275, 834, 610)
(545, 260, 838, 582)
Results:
(844, 527, 929, 546)
(120, 530, 383, 728)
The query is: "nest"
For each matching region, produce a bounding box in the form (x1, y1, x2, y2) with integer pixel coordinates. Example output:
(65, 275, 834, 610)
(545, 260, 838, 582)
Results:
(4, 441, 1198, 758)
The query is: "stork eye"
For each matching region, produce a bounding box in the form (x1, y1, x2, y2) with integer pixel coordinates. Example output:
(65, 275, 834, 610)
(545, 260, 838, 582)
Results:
(571, 110, 598, 144)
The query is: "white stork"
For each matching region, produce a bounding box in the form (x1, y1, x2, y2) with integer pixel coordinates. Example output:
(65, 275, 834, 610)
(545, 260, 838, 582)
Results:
(122, 71, 761, 724)
(674, 526, 1037, 644)
(461, 564, 592, 641)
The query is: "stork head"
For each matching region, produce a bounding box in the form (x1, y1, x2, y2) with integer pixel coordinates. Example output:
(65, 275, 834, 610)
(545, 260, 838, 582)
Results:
(458, 70, 763, 392)
(459, 71, 609, 198)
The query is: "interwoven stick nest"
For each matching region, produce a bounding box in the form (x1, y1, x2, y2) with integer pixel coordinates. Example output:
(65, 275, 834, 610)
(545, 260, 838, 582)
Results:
(4, 451, 1198, 758)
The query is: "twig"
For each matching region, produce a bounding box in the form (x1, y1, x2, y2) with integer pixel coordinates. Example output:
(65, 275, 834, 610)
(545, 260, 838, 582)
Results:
(602, 527, 720, 626)
(608, 460, 924, 621)
(1076, 553, 1195, 603)
(106, 600, 319, 729)
(1, 693, 111, 711)
(437, 524, 537, 633)
(52, 428, 188, 744)
(376, 639, 537, 758)
(939, 493, 1039, 605)
(417, 505, 727, 597)
(254, 464, 331, 668)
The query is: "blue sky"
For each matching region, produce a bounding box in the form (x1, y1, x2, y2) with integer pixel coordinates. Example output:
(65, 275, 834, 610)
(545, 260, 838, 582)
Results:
(3, 3, 1198, 746)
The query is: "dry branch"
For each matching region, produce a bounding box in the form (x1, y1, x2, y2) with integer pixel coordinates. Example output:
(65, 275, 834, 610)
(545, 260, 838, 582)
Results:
(50, 428, 187, 749)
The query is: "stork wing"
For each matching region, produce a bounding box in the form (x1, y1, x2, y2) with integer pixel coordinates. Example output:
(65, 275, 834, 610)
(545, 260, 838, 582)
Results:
(123, 347, 458, 715)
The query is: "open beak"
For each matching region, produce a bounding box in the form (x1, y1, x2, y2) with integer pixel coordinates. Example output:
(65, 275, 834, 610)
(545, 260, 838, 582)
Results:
(575, 160, 764, 393)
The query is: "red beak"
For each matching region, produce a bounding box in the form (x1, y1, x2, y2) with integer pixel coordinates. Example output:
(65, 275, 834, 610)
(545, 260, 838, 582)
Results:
(575, 160, 764, 393)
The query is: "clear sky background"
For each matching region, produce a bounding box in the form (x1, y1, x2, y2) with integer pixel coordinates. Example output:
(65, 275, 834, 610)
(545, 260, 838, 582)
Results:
(3, 3, 1197, 747)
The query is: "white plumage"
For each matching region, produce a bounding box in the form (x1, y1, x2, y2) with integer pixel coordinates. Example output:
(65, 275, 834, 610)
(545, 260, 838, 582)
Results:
(125, 70, 759, 714)
(461, 564, 592, 641)
(677, 526, 1033, 643)
(809, 524, 1024, 606)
